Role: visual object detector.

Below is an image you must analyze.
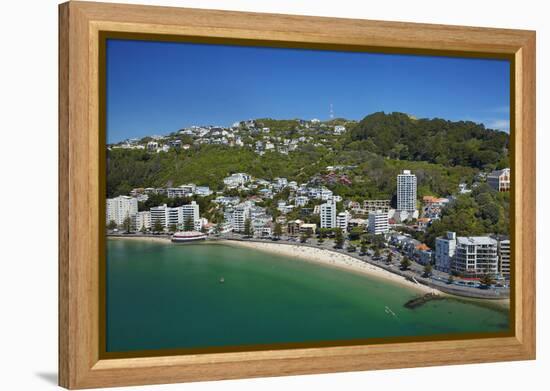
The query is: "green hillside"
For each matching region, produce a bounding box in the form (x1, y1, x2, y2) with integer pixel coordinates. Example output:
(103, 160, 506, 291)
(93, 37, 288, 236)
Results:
(107, 112, 509, 201)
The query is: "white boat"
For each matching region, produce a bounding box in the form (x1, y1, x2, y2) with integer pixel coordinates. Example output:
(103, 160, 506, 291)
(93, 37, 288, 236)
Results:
(171, 231, 207, 243)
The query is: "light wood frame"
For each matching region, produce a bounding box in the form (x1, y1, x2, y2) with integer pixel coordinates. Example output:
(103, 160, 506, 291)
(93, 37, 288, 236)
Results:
(59, 1, 536, 389)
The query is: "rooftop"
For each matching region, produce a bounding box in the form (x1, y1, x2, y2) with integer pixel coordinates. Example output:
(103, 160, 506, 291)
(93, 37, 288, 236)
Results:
(457, 236, 497, 246)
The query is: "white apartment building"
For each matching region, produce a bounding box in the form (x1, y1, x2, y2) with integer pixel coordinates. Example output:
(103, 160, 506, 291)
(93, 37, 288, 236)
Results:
(435, 231, 457, 272)
(106, 196, 138, 226)
(499, 239, 510, 279)
(487, 168, 511, 192)
(182, 201, 200, 227)
(150, 201, 200, 229)
(320, 201, 337, 229)
(336, 211, 351, 232)
(368, 210, 389, 235)
(150, 204, 182, 229)
(397, 170, 417, 212)
(453, 236, 498, 277)
(231, 204, 251, 232)
(132, 211, 151, 231)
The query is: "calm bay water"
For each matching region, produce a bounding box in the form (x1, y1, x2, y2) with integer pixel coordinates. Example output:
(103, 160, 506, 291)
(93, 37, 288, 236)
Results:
(106, 239, 510, 352)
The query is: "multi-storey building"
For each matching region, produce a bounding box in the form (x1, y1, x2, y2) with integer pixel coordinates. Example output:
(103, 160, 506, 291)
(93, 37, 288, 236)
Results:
(487, 168, 511, 192)
(106, 196, 138, 226)
(498, 239, 511, 279)
(397, 170, 417, 212)
(320, 201, 337, 229)
(368, 210, 389, 235)
(336, 211, 351, 232)
(149, 201, 200, 230)
(435, 231, 457, 272)
(182, 201, 200, 228)
(363, 199, 391, 213)
(132, 211, 151, 231)
(231, 203, 251, 232)
(287, 219, 303, 236)
(453, 236, 498, 277)
(150, 204, 181, 229)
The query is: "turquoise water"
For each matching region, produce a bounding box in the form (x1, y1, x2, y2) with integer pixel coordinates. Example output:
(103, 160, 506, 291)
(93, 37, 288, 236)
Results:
(106, 239, 510, 352)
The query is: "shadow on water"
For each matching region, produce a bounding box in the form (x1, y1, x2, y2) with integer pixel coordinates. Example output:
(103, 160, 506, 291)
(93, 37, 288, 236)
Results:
(35, 372, 57, 385)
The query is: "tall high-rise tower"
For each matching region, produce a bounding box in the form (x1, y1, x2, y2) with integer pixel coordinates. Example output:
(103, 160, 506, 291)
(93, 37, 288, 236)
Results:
(397, 170, 417, 212)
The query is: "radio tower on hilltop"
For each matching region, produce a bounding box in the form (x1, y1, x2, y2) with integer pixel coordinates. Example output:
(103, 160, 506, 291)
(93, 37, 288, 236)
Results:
(329, 103, 334, 120)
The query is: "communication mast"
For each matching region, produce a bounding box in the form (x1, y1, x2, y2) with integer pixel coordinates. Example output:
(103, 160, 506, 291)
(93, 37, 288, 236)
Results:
(329, 103, 334, 120)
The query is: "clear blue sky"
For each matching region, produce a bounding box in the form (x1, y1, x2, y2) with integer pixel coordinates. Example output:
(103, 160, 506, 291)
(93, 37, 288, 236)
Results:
(106, 39, 510, 143)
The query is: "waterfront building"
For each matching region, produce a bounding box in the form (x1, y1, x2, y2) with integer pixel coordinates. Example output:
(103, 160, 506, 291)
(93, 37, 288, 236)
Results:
(320, 201, 337, 229)
(287, 219, 304, 236)
(182, 201, 200, 227)
(435, 231, 456, 272)
(150, 204, 179, 228)
(149, 201, 200, 229)
(300, 223, 317, 236)
(453, 236, 498, 277)
(132, 211, 151, 231)
(232, 203, 251, 232)
(368, 210, 389, 235)
(253, 220, 273, 238)
(106, 195, 138, 226)
(411, 243, 432, 265)
(498, 239, 511, 279)
(336, 211, 351, 232)
(397, 170, 417, 212)
(487, 168, 511, 192)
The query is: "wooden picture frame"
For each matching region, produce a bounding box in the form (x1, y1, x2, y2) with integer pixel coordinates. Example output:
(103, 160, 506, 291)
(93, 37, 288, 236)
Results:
(59, 1, 536, 389)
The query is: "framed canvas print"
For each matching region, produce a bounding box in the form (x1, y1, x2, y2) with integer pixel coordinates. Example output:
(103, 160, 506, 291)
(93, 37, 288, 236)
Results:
(59, 1, 536, 389)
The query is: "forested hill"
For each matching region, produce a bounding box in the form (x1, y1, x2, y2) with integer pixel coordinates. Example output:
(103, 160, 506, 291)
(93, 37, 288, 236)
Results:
(346, 112, 509, 169)
(107, 112, 509, 198)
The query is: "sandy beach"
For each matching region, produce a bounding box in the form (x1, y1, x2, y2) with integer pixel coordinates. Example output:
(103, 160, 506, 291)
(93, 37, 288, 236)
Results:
(108, 235, 171, 244)
(222, 240, 438, 295)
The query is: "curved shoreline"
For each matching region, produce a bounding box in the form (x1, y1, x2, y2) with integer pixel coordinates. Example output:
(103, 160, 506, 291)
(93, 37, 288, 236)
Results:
(107, 235, 510, 309)
(108, 235, 435, 295)
(220, 240, 437, 295)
